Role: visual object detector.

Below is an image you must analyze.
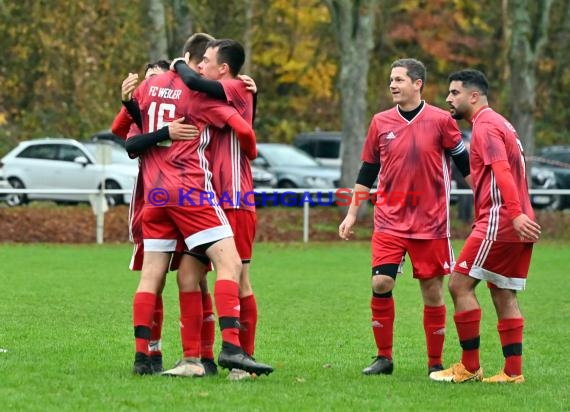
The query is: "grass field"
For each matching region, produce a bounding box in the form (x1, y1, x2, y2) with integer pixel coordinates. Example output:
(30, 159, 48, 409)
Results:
(0, 241, 569, 411)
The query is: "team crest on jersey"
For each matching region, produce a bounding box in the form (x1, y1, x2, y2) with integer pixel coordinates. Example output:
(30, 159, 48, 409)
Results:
(504, 121, 517, 133)
(386, 131, 396, 140)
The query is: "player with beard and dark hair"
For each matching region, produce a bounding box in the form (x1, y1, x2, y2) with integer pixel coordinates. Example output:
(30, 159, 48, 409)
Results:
(430, 69, 540, 384)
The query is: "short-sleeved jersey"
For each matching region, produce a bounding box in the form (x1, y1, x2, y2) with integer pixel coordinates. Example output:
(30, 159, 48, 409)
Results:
(132, 71, 240, 206)
(207, 79, 255, 211)
(361, 102, 462, 239)
(469, 107, 535, 242)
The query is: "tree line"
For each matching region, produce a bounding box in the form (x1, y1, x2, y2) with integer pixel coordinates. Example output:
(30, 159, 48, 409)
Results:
(1, 0, 568, 182)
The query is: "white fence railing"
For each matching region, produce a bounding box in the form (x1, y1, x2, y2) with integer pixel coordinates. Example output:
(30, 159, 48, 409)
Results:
(1, 187, 570, 244)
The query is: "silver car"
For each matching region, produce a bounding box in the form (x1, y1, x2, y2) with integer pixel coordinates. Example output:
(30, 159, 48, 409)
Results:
(1, 138, 138, 207)
(252, 143, 340, 189)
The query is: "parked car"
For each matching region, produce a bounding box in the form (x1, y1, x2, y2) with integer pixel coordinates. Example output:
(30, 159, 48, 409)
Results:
(253, 143, 340, 189)
(251, 165, 277, 189)
(529, 145, 570, 210)
(90, 130, 127, 147)
(1, 138, 138, 207)
(294, 131, 342, 168)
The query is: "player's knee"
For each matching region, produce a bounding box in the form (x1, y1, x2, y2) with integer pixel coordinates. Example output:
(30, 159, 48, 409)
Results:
(448, 273, 468, 298)
(239, 275, 252, 294)
(221, 258, 242, 282)
(371, 265, 397, 293)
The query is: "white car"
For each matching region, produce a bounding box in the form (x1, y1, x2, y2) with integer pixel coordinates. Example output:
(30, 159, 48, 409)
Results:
(1, 138, 138, 207)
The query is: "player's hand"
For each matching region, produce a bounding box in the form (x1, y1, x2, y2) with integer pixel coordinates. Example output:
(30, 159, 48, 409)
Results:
(339, 214, 356, 240)
(238, 74, 257, 93)
(168, 118, 200, 140)
(512, 213, 541, 241)
(121, 73, 139, 101)
(170, 57, 186, 72)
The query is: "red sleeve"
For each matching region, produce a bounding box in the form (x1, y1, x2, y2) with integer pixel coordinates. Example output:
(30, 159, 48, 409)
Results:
(361, 116, 380, 164)
(220, 80, 253, 123)
(481, 123, 508, 165)
(442, 116, 462, 150)
(491, 160, 522, 220)
(226, 113, 257, 159)
(194, 95, 239, 129)
(111, 106, 133, 139)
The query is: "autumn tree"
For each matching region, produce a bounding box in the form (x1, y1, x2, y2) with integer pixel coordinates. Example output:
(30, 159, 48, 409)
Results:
(0, 1, 147, 154)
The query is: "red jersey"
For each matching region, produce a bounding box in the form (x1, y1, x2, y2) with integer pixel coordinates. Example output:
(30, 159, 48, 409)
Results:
(469, 107, 535, 242)
(132, 71, 240, 206)
(362, 102, 463, 239)
(208, 79, 255, 211)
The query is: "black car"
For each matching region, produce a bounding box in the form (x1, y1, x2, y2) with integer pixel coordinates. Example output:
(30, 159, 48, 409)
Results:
(529, 146, 570, 210)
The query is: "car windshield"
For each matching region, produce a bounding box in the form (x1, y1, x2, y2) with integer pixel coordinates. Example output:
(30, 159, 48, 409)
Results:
(260, 145, 320, 167)
(84, 143, 135, 165)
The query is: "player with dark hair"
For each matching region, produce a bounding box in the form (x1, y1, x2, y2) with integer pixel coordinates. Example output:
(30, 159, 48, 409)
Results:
(339, 58, 472, 377)
(112, 60, 172, 138)
(171, 38, 260, 380)
(110, 60, 197, 374)
(127, 33, 273, 378)
(430, 69, 540, 384)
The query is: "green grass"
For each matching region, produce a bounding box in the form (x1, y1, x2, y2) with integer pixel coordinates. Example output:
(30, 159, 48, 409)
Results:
(0, 241, 569, 411)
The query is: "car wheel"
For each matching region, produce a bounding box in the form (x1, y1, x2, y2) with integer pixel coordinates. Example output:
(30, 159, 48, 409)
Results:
(103, 180, 122, 207)
(543, 184, 563, 211)
(6, 177, 27, 207)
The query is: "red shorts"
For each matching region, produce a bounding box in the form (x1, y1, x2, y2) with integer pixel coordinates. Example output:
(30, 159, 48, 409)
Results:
(372, 232, 454, 279)
(454, 236, 533, 290)
(226, 209, 256, 262)
(142, 205, 232, 252)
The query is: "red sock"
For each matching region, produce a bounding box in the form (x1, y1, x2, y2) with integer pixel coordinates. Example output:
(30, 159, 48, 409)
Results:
(371, 296, 395, 360)
(454, 308, 481, 373)
(498, 317, 524, 376)
(149, 295, 163, 356)
(179, 291, 203, 358)
(424, 304, 446, 368)
(214, 280, 241, 347)
(133, 292, 156, 355)
(239, 294, 258, 356)
(201, 292, 216, 360)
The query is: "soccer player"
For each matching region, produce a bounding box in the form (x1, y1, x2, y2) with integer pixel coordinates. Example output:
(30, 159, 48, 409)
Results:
(172, 39, 260, 380)
(123, 39, 258, 378)
(112, 61, 171, 138)
(430, 69, 540, 384)
(110, 60, 198, 374)
(128, 33, 273, 378)
(338, 58, 472, 376)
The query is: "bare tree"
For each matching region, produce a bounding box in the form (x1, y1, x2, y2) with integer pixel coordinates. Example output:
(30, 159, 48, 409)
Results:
(147, 0, 168, 61)
(324, 0, 378, 188)
(506, 0, 554, 156)
(171, 0, 193, 57)
(242, 0, 255, 74)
